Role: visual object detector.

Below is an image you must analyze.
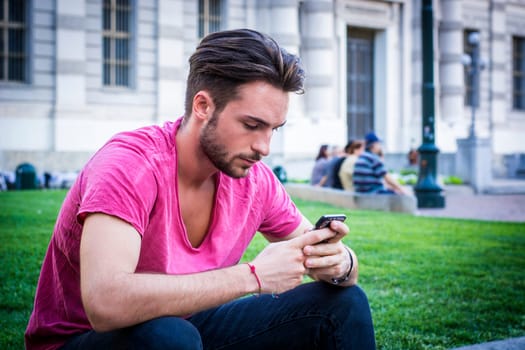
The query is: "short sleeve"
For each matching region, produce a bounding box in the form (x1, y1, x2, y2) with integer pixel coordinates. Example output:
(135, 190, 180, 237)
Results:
(77, 138, 158, 236)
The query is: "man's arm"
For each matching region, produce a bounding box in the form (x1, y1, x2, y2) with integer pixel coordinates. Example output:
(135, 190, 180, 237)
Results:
(80, 213, 338, 332)
(383, 173, 406, 194)
(80, 213, 257, 332)
(316, 175, 328, 187)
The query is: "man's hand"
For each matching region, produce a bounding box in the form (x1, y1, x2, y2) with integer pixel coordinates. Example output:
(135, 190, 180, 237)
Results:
(250, 226, 338, 294)
(303, 220, 358, 286)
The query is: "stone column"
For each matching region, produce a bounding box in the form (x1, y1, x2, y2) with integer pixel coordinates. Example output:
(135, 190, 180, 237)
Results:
(301, 0, 336, 123)
(438, 0, 464, 126)
(488, 0, 507, 128)
(156, 0, 186, 123)
(265, 0, 302, 167)
(54, 0, 88, 151)
(267, 0, 300, 54)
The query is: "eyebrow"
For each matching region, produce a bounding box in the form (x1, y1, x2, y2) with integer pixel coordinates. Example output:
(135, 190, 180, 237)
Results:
(246, 115, 287, 129)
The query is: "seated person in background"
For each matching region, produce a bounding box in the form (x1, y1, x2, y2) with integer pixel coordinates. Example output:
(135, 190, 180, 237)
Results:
(339, 140, 365, 192)
(321, 144, 348, 189)
(25, 29, 376, 350)
(310, 144, 330, 186)
(353, 132, 406, 195)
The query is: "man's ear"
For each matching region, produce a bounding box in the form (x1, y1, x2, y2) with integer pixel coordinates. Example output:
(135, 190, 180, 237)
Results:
(192, 91, 214, 122)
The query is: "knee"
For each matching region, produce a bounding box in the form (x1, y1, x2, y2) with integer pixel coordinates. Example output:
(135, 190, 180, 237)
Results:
(343, 285, 370, 306)
(339, 285, 374, 326)
(332, 286, 376, 348)
(129, 317, 202, 350)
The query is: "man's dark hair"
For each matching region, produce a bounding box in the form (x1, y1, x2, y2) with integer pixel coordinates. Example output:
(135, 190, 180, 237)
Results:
(184, 28, 305, 119)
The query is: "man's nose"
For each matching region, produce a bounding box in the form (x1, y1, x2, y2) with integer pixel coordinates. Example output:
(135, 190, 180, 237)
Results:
(252, 131, 272, 157)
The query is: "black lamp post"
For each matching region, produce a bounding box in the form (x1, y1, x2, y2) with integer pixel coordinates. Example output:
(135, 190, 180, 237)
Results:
(462, 32, 485, 139)
(414, 0, 445, 208)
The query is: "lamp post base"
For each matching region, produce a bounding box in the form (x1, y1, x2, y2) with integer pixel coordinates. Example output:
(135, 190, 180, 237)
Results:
(414, 143, 446, 209)
(415, 190, 445, 209)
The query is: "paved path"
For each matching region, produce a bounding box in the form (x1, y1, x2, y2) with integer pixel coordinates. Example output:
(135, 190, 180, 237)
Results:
(416, 193, 525, 222)
(414, 180, 525, 223)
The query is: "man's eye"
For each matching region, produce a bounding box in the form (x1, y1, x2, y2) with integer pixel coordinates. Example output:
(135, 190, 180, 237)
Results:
(244, 123, 259, 130)
(273, 126, 282, 133)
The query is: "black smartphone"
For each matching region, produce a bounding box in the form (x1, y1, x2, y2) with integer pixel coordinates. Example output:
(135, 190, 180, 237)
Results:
(314, 214, 347, 230)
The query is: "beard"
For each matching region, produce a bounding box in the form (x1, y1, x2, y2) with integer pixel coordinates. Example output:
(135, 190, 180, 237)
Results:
(200, 113, 262, 178)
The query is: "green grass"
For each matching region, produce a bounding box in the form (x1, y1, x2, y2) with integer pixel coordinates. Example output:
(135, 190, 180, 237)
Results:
(1, 190, 524, 349)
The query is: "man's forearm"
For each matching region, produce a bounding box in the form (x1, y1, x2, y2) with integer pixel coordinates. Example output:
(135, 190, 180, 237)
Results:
(384, 173, 404, 193)
(83, 263, 257, 332)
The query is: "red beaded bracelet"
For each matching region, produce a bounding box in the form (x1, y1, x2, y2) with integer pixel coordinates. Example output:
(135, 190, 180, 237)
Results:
(246, 262, 262, 296)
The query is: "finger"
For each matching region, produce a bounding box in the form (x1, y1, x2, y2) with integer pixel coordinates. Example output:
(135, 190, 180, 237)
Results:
(291, 228, 336, 248)
(304, 254, 339, 269)
(328, 220, 349, 236)
(323, 221, 349, 243)
(303, 241, 341, 256)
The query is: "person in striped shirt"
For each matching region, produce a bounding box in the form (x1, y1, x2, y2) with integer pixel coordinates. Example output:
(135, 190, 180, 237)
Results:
(353, 132, 406, 195)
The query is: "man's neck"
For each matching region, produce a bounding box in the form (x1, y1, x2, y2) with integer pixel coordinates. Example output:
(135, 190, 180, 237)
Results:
(176, 123, 218, 189)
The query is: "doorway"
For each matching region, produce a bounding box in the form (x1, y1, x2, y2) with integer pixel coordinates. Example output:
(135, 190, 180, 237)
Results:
(346, 27, 375, 141)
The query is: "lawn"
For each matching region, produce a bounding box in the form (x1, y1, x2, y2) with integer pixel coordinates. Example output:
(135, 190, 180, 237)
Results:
(1, 190, 524, 349)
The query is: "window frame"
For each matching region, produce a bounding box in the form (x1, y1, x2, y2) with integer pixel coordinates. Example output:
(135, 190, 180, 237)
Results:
(198, 0, 222, 39)
(0, 0, 27, 83)
(102, 0, 133, 88)
(513, 36, 525, 111)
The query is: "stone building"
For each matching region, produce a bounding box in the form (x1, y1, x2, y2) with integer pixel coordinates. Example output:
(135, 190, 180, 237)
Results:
(1, 0, 524, 180)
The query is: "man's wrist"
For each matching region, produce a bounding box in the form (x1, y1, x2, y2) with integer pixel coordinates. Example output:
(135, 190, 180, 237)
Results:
(331, 246, 354, 285)
(245, 262, 262, 295)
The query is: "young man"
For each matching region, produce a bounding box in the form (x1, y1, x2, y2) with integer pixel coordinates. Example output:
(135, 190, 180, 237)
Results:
(353, 132, 406, 194)
(25, 29, 376, 350)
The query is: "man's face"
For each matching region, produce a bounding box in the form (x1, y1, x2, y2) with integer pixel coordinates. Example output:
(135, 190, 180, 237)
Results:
(199, 81, 289, 178)
(369, 142, 382, 156)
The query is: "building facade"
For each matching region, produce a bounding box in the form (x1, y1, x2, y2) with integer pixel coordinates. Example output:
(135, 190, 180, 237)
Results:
(1, 0, 524, 180)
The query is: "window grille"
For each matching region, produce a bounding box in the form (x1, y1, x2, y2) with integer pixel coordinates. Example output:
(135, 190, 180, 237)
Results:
(102, 0, 131, 87)
(463, 29, 478, 107)
(198, 0, 221, 39)
(0, 0, 26, 82)
(513, 36, 525, 110)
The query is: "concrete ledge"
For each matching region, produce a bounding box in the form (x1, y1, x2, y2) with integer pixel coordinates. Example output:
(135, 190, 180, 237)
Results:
(284, 183, 417, 214)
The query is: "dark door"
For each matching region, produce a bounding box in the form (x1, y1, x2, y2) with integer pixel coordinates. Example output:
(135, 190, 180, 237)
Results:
(347, 27, 374, 141)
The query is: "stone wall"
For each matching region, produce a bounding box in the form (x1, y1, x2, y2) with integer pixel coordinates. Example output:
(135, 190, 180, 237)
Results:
(284, 183, 417, 214)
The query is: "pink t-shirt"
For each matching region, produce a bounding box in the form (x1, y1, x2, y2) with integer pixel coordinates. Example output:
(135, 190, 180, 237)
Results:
(25, 118, 302, 350)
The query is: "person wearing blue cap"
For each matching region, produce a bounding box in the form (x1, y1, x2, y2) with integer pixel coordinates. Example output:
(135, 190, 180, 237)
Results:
(353, 132, 406, 194)
(364, 132, 381, 147)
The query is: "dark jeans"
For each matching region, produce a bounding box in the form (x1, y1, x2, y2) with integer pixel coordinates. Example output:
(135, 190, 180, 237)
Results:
(61, 282, 375, 350)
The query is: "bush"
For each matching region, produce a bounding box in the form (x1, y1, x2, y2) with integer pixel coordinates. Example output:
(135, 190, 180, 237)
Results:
(443, 175, 464, 185)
